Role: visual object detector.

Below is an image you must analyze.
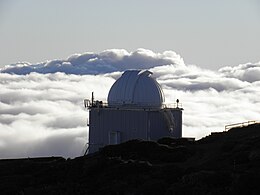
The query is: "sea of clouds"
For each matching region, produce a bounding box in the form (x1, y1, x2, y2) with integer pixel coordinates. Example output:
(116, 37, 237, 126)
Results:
(1, 48, 260, 158)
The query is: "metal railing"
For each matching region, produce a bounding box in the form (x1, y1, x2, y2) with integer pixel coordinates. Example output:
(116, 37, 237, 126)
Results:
(162, 103, 183, 109)
(84, 99, 183, 109)
(225, 120, 260, 131)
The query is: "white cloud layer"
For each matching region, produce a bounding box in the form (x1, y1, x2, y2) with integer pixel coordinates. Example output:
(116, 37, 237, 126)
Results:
(0, 73, 114, 158)
(1, 48, 184, 75)
(0, 49, 260, 158)
(219, 62, 260, 83)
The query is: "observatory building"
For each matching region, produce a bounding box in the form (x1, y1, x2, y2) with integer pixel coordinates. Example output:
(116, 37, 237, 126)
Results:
(85, 70, 183, 153)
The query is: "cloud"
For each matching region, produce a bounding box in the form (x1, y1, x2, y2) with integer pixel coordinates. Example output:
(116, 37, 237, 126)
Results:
(151, 64, 250, 91)
(0, 49, 185, 75)
(0, 49, 260, 159)
(219, 61, 260, 82)
(0, 72, 115, 158)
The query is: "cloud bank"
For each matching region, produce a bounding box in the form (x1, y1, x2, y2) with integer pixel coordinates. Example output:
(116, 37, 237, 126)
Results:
(0, 73, 114, 158)
(219, 62, 260, 83)
(0, 49, 260, 158)
(1, 48, 185, 75)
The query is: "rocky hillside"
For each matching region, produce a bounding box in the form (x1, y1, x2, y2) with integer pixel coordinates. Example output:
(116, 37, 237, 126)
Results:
(1, 124, 260, 195)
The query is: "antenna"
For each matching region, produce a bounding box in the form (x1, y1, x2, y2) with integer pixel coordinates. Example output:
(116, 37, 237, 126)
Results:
(91, 92, 94, 106)
(176, 99, 179, 108)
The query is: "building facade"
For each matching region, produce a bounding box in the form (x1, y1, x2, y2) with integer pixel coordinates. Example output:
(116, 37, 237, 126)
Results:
(86, 70, 183, 153)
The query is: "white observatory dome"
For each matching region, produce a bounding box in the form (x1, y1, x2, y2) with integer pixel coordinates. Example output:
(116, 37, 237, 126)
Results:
(108, 70, 165, 108)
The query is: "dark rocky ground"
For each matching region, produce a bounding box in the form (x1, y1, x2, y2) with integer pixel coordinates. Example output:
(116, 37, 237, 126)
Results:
(1, 124, 260, 195)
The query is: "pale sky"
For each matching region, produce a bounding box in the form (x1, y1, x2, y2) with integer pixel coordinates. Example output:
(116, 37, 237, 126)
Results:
(0, 0, 259, 69)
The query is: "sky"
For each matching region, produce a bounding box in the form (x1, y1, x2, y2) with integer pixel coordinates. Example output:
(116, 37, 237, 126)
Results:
(0, 0, 260, 69)
(0, 0, 260, 159)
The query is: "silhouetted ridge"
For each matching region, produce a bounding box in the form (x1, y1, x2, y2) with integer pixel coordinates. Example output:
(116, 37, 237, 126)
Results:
(0, 124, 260, 194)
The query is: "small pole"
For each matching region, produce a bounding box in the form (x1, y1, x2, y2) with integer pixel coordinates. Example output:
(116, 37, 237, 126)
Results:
(91, 92, 94, 106)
